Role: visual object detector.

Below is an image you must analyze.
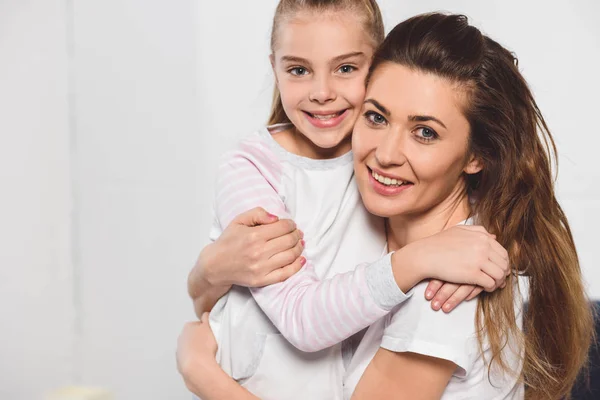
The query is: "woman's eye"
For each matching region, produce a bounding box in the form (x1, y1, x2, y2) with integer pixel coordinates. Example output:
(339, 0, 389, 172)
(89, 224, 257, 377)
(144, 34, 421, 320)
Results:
(364, 111, 387, 126)
(338, 65, 356, 74)
(289, 67, 308, 76)
(416, 127, 439, 141)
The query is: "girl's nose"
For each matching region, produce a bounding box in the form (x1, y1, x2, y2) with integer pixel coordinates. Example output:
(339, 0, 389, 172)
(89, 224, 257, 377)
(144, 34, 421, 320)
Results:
(309, 75, 336, 104)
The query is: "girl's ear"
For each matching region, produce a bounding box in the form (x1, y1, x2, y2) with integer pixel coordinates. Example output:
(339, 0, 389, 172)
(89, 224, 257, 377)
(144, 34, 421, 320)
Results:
(464, 155, 483, 175)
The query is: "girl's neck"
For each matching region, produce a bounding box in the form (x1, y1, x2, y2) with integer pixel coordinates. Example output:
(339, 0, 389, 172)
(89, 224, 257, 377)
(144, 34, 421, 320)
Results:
(386, 186, 472, 252)
(271, 125, 352, 160)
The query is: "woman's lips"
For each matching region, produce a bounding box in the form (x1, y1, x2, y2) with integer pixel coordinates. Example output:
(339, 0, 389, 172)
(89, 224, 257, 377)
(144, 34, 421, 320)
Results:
(368, 168, 413, 196)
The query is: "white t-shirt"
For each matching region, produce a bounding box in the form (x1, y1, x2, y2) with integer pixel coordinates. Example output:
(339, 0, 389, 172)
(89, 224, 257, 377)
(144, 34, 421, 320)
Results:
(343, 222, 525, 399)
(206, 125, 409, 400)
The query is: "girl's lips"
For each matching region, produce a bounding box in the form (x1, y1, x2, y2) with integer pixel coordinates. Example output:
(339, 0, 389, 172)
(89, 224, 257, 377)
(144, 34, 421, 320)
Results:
(368, 169, 413, 196)
(303, 109, 349, 129)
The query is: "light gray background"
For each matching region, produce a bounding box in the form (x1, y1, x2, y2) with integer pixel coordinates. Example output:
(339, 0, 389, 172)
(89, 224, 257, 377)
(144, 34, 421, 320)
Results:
(1, 0, 598, 399)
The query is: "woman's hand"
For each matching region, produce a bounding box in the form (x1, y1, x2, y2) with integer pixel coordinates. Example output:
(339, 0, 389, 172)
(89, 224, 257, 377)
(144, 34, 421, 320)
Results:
(176, 313, 260, 399)
(203, 207, 306, 287)
(188, 207, 306, 316)
(176, 313, 218, 394)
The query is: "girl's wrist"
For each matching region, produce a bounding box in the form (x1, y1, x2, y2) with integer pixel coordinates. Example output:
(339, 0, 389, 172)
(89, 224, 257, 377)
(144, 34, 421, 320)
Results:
(391, 244, 426, 292)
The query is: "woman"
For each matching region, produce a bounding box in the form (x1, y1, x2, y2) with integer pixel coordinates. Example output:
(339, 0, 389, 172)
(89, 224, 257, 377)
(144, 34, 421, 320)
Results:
(178, 13, 594, 399)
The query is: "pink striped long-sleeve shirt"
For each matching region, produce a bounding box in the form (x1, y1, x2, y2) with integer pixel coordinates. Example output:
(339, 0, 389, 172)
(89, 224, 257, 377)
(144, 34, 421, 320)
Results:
(210, 126, 409, 352)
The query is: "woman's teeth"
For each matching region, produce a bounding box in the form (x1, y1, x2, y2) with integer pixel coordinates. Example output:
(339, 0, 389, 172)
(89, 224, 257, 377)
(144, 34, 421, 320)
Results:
(372, 170, 405, 186)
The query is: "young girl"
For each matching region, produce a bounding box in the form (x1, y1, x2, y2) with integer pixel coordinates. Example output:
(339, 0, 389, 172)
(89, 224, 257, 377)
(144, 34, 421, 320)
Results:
(182, 2, 508, 399)
(179, 12, 594, 400)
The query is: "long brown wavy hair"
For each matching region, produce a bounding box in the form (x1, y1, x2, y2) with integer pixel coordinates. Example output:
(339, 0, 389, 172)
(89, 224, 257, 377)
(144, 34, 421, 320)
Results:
(267, 0, 385, 125)
(368, 13, 595, 399)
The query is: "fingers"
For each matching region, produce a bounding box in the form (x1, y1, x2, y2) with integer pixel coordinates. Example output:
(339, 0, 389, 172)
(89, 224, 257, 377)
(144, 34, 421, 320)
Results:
(481, 258, 506, 290)
(261, 256, 306, 286)
(491, 240, 510, 269)
(200, 312, 209, 323)
(264, 239, 305, 272)
(457, 225, 492, 237)
(474, 272, 496, 292)
(466, 286, 483, 301)
(263, 229, 304, 259)
(425, 279, 444, 300)
(259, 218, 298, 241)
(233, 207, 280, 227)
(430, 282, 460, 311)
(488, 249, 510, 290)
(440, 284, 477, 313)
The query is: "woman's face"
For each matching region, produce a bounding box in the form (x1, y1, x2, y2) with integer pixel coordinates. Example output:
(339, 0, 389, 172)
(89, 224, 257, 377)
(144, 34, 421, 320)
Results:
(352, 62, 482, 219)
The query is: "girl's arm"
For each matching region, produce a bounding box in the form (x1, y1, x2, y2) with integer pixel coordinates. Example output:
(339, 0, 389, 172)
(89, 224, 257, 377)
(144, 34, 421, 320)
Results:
(351, 349, 455, 400)
(207, 145, 508, 352)
(209, 147, 408, 352)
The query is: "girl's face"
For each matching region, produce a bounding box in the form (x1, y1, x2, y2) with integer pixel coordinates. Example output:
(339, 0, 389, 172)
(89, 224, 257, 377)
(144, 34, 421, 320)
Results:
(271, 11, 374, 158)
(353, 63, 482, 219)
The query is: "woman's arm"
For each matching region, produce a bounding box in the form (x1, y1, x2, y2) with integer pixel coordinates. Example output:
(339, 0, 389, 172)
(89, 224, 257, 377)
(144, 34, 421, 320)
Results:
(352, 348, 455, 400)
(177, 314, 259, 400)
(187, 242, 231, 318)
(187, 207, 306, 318)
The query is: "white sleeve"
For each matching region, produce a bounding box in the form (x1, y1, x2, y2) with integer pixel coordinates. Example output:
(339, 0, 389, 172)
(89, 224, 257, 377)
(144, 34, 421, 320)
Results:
(380, 281, 479, 377)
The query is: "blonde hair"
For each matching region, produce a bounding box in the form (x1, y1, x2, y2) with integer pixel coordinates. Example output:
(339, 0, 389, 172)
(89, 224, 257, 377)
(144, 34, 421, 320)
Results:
(267, 0, 384, 125)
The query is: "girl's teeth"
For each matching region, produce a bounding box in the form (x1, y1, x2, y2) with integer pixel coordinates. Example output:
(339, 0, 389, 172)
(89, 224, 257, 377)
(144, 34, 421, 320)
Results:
(310, 112, 342, 120)
(372, 170, 404, 187)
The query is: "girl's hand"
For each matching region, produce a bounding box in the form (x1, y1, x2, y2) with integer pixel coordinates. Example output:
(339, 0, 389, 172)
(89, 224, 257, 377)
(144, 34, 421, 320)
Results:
(394, 225, 510, 297)
(176, 313, 218, 392)
(424, 280, 485, 313)
(203, 207, 306, 287)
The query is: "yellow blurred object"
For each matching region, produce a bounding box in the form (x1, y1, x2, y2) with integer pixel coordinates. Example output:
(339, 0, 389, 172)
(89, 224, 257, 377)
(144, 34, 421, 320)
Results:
(45, 386, 114, 400)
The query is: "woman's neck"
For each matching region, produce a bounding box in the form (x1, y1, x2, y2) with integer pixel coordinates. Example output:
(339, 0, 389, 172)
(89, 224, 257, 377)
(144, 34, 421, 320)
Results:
(386, 187, 472, 251)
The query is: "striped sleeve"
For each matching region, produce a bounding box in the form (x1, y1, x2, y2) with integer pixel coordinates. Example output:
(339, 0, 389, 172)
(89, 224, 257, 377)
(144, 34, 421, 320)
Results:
(214, 138, 410, 353)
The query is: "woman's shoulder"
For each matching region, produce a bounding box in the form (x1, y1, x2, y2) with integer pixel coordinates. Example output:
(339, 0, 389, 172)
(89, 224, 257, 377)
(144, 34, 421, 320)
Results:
(381, 281, 480, 377)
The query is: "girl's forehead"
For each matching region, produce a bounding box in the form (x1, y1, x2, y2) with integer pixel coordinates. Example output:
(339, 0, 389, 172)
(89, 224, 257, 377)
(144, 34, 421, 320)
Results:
(273, 10, 373, 55)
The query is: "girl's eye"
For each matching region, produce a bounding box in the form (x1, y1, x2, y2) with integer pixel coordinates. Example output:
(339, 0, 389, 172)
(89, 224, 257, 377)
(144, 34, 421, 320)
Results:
(364, 111, 387, 126)
(415, 127, 439, 141)
(289, 67, 309, 76)
(338, 65, 356, 74)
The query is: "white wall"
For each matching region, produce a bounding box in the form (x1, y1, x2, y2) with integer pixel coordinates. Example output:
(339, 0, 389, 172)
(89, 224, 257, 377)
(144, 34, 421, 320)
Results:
(71, 1, 199, 398)
(2, 0, 599, 399)
(0, 1, 74, 399)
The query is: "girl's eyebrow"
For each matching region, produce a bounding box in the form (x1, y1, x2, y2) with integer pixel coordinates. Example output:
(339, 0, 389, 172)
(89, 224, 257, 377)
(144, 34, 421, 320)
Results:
(280, 52, 365, 65)
(331, 51, 365, 63)
(280, 55, 311, 65)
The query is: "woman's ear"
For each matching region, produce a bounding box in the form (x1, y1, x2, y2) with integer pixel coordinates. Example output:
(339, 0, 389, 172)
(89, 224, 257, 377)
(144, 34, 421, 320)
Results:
(464, 155, 483, 175)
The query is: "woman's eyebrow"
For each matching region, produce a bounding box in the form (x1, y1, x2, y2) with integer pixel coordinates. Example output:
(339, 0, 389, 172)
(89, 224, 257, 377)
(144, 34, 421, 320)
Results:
(364, 99, 391, 116)
(408, 115, 447, 129)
